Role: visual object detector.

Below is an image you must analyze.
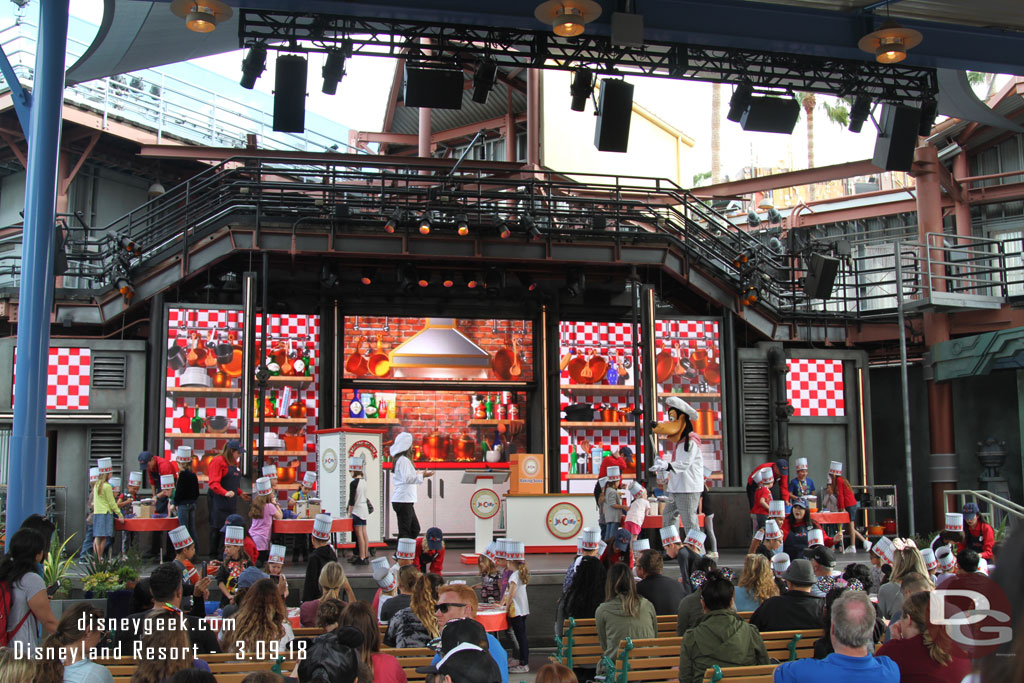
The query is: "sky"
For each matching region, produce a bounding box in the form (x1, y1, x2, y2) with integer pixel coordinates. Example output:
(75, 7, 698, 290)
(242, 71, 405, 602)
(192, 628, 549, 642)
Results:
(6, 0, 1008, 185)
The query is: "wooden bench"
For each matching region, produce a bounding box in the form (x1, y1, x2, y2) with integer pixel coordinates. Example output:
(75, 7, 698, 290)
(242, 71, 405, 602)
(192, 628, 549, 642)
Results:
(703, 664, 780, 682)
(110, 657, 293, 683)
(603, 629, 822, 683)
(383, 647, 435, 683)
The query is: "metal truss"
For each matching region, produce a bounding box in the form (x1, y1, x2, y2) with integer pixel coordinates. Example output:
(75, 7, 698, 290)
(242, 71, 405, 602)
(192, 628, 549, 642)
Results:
(238, 10, 938, 104)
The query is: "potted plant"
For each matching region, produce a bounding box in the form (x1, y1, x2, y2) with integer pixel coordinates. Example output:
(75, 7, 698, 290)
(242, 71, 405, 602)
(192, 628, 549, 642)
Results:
(83, 570, 121, 598)
(43, 531, 78, 600)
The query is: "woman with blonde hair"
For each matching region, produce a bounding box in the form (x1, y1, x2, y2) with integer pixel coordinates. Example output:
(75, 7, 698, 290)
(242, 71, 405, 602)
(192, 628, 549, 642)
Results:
(876, 546, 931, 620)
(594, 563, 657, 673)
(733, 554, 779, 611)
(222, 578, 294, 654)
(300, 561, 356, 626)
(877, 590, 971, 682)
(384, 572, 442, 648)
(132, 611, 211, 683)
(339, 601, 406, 683)
(37, 603, 110, 683)
(0, 647, 40, 683)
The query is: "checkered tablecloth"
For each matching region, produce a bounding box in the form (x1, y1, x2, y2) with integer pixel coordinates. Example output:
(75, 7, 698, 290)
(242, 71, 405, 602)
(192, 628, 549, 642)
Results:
(786, 358, 845, 417)
(12, 347, 91, 410)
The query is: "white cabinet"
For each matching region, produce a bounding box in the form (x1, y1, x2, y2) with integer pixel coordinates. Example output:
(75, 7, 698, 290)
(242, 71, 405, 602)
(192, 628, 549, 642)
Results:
(386, 470, 508, 537)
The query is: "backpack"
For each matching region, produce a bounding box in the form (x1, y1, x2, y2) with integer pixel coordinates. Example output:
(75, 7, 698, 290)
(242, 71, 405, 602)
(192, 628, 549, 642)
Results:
(0, 580, 31, 646)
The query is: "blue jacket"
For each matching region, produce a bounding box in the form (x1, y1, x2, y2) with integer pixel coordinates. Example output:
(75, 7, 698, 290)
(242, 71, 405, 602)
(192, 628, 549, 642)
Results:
(774, 652, 899, 683)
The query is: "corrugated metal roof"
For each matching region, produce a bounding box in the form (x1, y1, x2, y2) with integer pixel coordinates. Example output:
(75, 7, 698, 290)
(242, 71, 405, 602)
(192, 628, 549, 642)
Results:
(390, 77, 527, 136)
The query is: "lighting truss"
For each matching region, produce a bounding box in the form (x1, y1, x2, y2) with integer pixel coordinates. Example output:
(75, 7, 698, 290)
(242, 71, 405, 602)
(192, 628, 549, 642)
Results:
(238, 10, 938, 104)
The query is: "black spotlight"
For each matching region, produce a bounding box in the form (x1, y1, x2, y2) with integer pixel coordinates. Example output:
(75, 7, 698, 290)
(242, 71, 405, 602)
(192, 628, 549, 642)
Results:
(384, 208, 402, 234)
(849, 95, 872, 133)
(727, 81, 753, 122)
(417, 270, 431, 288)
(472, 59, 497, 104)
(918, 99, 938, 136)
(322, 49, 346, 95)
(592, 215, 607, 230)
(359, 268, 375, 286)
(767, 208, 783, 226)
(517, 272, 538, 292)
(523, 214, 542, 240)
(398, 263, 417, 292)
(570, 68, 593, 112)
(240, 44, 267, 90)
(463, 271, 480, 289)
(320, 263, 338, 288)
(418, 212, 432, 235)
(484, 267, 505, 294)
(455, 213, 470, 236)
(747, 210, 761, 228)
(273, 54, 308, 133)
(441, 271, 456, 288)
(566, 268, 585, 297)
(498, 220, 511, 239)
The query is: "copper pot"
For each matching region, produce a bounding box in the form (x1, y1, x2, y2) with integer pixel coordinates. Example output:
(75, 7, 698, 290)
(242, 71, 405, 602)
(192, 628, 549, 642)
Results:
(655, 342, 676, 383)
(276, 466, 298, 484)
(600, 407, 617, 423)
(697, 408, 717, 435)
(454, 433, 477, 461)
(422, 432, 450, 460)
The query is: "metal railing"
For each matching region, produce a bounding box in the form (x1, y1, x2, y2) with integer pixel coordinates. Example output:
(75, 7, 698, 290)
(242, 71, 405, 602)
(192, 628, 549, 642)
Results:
(943, 489, 1024, 530)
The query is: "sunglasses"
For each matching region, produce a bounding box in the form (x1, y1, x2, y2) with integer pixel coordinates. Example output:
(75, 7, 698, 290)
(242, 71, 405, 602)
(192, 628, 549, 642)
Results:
(435, 602, 467, 613)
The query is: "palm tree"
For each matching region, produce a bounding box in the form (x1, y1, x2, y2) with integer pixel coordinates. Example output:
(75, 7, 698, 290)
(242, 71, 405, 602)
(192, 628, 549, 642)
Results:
(711, 83, 723, 184)
(796, 93, 850, 200)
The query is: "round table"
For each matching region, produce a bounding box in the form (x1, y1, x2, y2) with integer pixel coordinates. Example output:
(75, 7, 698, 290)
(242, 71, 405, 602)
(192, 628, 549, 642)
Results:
(271, 518, 353, 534)
(476, 607, 508, 633)
(115, 517, 179, 562)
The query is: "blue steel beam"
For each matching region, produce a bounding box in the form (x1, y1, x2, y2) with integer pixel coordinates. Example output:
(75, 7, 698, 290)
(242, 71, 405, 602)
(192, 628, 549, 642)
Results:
(0, 45, 32, 133)
(194, 0, 1024, 76)
(6, 0, 68, 543)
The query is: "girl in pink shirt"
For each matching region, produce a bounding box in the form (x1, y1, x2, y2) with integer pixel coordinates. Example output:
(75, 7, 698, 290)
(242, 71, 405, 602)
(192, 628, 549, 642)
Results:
(248, 476, 283, 565)
(622, 481, 650, 543)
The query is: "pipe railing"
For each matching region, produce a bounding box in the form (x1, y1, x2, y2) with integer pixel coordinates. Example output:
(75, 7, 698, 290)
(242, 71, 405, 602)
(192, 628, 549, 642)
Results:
(943, 489, 1024, 530)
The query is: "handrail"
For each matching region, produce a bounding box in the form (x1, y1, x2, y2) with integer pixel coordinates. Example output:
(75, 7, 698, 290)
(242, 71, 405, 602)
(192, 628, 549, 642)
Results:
(943, 489, 1024, 524)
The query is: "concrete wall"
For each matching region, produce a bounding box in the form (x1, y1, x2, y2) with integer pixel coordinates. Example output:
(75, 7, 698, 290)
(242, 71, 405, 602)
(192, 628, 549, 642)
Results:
(0, 338, 148, 546)
(951, 370, 1022, 506)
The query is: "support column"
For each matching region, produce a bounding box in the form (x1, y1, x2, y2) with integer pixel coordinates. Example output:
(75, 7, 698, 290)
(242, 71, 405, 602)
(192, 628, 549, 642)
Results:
(418, 107, 431, 159)
(915, 144, 958, 531)
(952, 153, 973, 238)
(6, 0, 69, 542)
(526, 68, 540, 168)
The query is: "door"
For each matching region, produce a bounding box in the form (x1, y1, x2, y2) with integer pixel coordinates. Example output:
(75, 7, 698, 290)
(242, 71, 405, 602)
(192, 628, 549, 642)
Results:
(432, 471, 510, 536)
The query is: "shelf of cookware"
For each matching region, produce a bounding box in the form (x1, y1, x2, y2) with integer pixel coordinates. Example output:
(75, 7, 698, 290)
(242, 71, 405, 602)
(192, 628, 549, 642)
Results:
(165, 432, 240, 440)
(167, 387, 242, 398)
(344, 418, 402, 426)
(256, 450, 309, 457)
(656, 392, 722, 400)
(264, 375, 313, 388)
(560, 422, 722, 436)
(466, 419, 526, 427)
(560, 384, 636, 394)
(259, 417, 309, 427)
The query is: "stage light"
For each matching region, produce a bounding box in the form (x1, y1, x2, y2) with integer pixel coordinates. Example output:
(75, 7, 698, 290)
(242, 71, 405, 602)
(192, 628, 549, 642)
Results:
(384, 209, 402, 234)
(455, 213, 470, 236)
(535, 0, 602, 37)
(240, 44, 267, 90)
(918, 99, 938, 136)
(517, 272, 538, 292)
(119, 236, 138, 254)
(472, 59, 497, 104)
(498, 220, 511, 239)
(484, 267, 506, 295)
(767, 208, 783, 226)
(463, 271, 480, 289)
(417, 271, 431, 288)
(570, 68, 593, 112)
(320, 263, 338, 288)
(398, 264, 417, 292)
(442, 271, 455, 288)
(741, 285, 759, 306)
(727, 81, 753, 123)
(523, 214, 542, 241)
(747, 210, 761, 228)
(418, 212, 432, 235)
(566, 268, 585, 297)
(359, 268, 375, 286)
(849, 95, 872, 133)
(116, 276, 135, 302)
(858, 20, 922, 64)
(322, 49, 346, 95)
(732, 250, 751, 269)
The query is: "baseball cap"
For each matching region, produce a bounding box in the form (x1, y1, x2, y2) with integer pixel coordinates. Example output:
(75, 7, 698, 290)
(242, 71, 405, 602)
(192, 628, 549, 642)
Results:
(225, 439, 245, 454)
(437, 619, 488, 654)
(803, 545, 836, 568)
(426, 527, 444, 551)
(613, 527, 631, 552)
(138, 451, 154, 465)
(962, 502, 980, 519)
(220, 513, 246, 532)
(236, 566, 269, 590)
(416, 643, 501, 683)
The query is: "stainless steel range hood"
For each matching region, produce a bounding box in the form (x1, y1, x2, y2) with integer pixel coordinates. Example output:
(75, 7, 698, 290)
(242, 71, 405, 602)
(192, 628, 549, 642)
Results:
(389, 318, 491, 379)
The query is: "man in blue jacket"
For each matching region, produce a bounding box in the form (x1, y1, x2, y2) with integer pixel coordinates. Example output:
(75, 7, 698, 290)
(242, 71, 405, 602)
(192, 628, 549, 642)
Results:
(431, 583, 509, 683)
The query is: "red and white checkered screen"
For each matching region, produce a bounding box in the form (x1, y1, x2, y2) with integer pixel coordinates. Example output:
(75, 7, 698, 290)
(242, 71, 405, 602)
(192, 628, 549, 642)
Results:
(12, 347, 92, 410)
(786, 358, 845, 417)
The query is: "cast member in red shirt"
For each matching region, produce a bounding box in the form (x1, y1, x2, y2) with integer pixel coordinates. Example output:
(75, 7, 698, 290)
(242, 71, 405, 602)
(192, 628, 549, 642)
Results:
(139, 450, 179, 558)
(207, 439, 251, 560)
(960, 502, 995, 559)
(416, 528, 446, 575)
(828, 460, 871, 554)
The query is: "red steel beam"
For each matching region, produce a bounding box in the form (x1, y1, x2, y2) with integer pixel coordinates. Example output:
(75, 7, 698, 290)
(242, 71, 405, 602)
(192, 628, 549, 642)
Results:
(691, 159, 882, 198)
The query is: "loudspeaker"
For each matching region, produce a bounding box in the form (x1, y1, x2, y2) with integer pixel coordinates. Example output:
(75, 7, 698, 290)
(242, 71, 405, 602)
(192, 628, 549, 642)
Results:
(404, 66, 464, 109)
(787, 226, 811, 253)
(740, 96, 801, 134)
(594, 79, 634, 152)
(273, 55, 307, 133)
(873, 104, 921, 172)
(803, 252, 841, 300)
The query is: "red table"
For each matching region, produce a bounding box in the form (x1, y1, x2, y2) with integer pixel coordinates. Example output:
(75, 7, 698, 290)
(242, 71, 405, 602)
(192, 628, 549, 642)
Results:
(476, 607, 508, 633)
(272, 518, 353, 534)
(811, 512, 850, 525)
(115, 518, 180, 562)
(643, 513, 705, 529)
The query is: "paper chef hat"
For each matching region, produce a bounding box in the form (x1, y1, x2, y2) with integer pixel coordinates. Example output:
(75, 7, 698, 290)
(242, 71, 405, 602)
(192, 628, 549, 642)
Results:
(597, 540, 607, 557)
(576, 538, 584, 555)
(935, 545, 957, 572)
(606, 466, 621, 481)
(484, 542, 500, 563)
(378, 570, 398, 592)
(872, 536, 895, 564)
(771, 552, 791, 577)
(632, 539, 651, 553)
(396, 538, 417, 560)
(506, 540, 526, 562)
(175, 446, 193, 464)
(302, 471, 317, 487)
(371, 557, 391, 581)
(807, 528, 825, 547)
(764, 519, 783, 541)
(109, 477, 121, 491)
(794, 457, 809, 471)
(255, 477, 273, 495)
(160, 474, 175, 490)
(660, 525, 682, 546)
(684, 529, 706, 553)
(829, 461, 843, 476)
(768, 500, 786, 517)
(89, 467, 100, 483)
(170, 526, 194, 550)
(628, 480, 643, 497)
(262, 465, 278, 478)
(312, 514, 333, 540)
(98, 457, 113, 475)
(945, 513, 964, 533)
(581, 527, 601, 550)
(350, 455, 365, 471)
(128, 471, 142, 487)
(268, 544, 286, 565)
(920, 546, 938, 572)
(225, 526, 245, 546)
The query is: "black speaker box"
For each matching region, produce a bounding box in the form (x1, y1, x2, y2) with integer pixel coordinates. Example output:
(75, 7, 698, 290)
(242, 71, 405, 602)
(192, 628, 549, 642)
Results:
(273, 55, 307, 133)
(594, 79, 634, 152)
(804, 252, 841, 299)
(405, 66, 465, 109)
(740, 96, 800, 134)
(873, 104, 921, 172)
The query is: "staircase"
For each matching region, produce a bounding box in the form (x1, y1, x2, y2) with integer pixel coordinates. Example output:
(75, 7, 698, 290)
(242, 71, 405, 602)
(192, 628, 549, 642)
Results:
(944, 489, 1024, 530)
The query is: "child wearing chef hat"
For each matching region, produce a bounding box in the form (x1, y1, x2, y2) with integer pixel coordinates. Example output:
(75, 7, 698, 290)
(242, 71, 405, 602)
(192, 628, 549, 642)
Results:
(92, 457, 124, 561)
(289, 470, 319, 563)
(827, 460, 872, 554)
(789, 457, 816, 498)
(347, 455, 371, 566)
(249, 476, 283, 566)
(216, 523, 252, 606)
(750, 467, 774, 533)
(116, 470, 145, 557)
(301, 514, 339, 604)
(172, 446, 200, 544)
(623, 480, 650, 546)
(267, 544, 287, 575)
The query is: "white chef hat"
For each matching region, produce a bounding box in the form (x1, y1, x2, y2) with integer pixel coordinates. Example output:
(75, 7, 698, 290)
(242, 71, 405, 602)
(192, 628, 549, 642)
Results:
(829, 461, 843, 476)
(606, 466, 621, 481)
(109, 477, 122, 491)
(596, 540, 607, 557)
(377, 570, 398, 592)
(768, 500, 786, 517)
(128, 471, 143, 487)
(268, 544, 287, 565)
(628, 480, 643, 497)
(302, 470, 317, 487)
(771, 552, 791, 577)
(350, 455, 365, 471)
(581, 527, 601, 550)
(663, 396, 698, 421)
(484, 542, 500, 563)
(807, 528, 825, 547)
(371, 556, 391, 581)
(576, 538, 584, 555)
(936, 545, 957, 572)
(390, 431, 413, 457)
(873, 536, 895, 564)
(945, 513, 964, 533)
(684, 529, 706, 553)
(312, 514, 333, 540)
(160, 474, 175, 490)
(506, 540, 526, 562)
(794, 457, 809, 471)
(920, 547, 938, 572)
(396, 538, 417, 560)
(255, 477, 273, 495)
(597, 477, 608, 488)
(660, 525, 681, 546)
(224, 526, 245, 546)
(764, 519, 783, 541)
(263, 465, 278, 478)
(170, 526, 194, 550)
(98, 457, 114, 475)
(175, 446, 193, 464)
(632, 539, 651, 553)
(89, 466, 100, 482)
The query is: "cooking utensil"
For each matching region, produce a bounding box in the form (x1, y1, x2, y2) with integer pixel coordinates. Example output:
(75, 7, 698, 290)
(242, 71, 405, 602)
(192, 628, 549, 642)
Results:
(205, 415, 231, 433)
(564, 403, 595, 421)
(567, 349, 589, 384)
(168, 341, 187, 374)
(367, 336, 391, 377)
(214, 336, 234, 365)
(213, 371, 229, 388)
(281, 342, 295, 376)
(696, 408, 717, 435)
(454, 432, 477, 461)
(276, 465, 297, 484)
(585, 352, 608, 384)
(655, 340, 676, 384)
(703, 356, 721, 385)
(600, 406, 617, 422)
(345, 335, 368, 376)
(180, 367, 212, 388)
(422, 431, 450, 460)
(491, 334, 515, 381)
(203, 331, 219, 368)
(219, 346, 243, 378)
(509, 338, 522, 377)
(186, 332, 203, 366)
